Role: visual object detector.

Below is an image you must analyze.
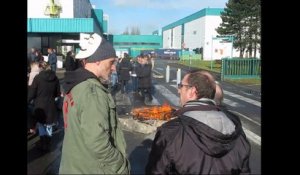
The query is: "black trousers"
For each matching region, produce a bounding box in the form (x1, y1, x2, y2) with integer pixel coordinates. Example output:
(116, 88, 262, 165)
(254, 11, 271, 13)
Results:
(140, 88, 152, 101)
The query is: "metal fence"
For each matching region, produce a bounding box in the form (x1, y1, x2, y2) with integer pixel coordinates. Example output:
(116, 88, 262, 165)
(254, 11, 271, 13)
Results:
(221, 58, 261, 80)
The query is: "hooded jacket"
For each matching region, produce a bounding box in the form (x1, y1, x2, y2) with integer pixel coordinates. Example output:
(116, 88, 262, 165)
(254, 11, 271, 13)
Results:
(28, 69, 60, 124)
(59, 68, 130, 174)
(145, 99, 251, 175)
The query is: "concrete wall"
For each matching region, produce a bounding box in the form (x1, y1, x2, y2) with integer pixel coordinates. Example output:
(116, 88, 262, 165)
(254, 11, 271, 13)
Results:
(28, 0, 49, 18)
(163, 30, 171, 48)
(27, 0, 74, 18)
(203, 16, 223, 60)
(27, 0, 94, 19)
(184, 17, 205, 51)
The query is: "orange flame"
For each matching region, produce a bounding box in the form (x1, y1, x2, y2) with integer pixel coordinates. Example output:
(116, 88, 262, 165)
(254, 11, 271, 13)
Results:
(131, 102, 173, 120)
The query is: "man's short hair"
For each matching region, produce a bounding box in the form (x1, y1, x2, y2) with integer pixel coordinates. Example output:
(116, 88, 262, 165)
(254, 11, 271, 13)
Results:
(187, 71, 216, 99)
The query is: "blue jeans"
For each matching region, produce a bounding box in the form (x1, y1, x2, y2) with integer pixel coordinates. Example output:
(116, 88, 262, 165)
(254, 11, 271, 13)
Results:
(37, 122, 54, 137)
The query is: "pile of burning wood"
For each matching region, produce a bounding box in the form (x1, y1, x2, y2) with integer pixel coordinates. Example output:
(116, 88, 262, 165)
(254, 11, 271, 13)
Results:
(131, 103, 175, 121)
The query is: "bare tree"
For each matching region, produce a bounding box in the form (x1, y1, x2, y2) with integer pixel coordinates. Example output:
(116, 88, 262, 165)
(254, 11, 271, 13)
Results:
(130, 26, 141, 35)
(123, 27, 129, 35)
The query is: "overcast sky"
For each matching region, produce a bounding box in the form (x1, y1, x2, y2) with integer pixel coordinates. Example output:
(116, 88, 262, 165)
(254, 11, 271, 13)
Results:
(90, 0, 228, 35)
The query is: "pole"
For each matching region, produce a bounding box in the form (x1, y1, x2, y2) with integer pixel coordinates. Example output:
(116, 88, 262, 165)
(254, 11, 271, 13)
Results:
(176, 68, 181, 85)
(166, 65, 170, 83)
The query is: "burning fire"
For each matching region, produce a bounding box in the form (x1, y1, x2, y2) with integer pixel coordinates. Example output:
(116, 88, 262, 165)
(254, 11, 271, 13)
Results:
(131, 103, 174, 121)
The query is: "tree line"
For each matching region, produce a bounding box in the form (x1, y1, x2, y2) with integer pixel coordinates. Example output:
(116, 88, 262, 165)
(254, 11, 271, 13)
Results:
(217, 0, 261, 58)
(122, 26, 141, 35)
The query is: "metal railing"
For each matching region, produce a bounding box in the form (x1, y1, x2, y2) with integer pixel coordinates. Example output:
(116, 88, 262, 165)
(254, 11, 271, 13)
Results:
(221, 58, 261, 80)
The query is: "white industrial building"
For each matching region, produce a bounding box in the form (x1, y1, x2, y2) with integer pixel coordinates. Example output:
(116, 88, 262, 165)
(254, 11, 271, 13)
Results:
(162, 8, 254, 60)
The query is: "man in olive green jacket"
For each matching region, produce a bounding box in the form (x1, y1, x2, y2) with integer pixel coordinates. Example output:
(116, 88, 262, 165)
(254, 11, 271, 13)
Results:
(59, 33, 130, 174)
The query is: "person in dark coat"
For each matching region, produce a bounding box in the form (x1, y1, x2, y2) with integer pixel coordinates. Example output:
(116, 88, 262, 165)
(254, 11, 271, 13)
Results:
(29, 47, 37, 63)
(136, 54, 153, 101)
(145, 71, 251, 174)
(28, 61, 61, 151)
(65, 51, 77, 71)
(130, 58, 139, 92)
(35, 50, 44, 63)
(117, 57, 132, 94)
(47, 48, 57, 72)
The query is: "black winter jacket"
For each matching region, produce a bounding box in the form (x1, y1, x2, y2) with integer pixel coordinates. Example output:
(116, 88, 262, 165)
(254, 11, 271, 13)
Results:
(136, 63, 152, 88)
(117, 58, 132, 81)
(28, 70, 61, 124)
(145, 99, 251, 175)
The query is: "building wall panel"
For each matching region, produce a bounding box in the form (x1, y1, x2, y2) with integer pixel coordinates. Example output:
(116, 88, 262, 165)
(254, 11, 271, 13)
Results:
(184, 17, 205, 51)
(163, 30, 171, 48)
(172, 26, 182, 49)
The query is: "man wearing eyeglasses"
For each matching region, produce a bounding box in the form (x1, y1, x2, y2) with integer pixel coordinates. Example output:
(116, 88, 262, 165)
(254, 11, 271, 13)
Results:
(145, 71, 251, 174)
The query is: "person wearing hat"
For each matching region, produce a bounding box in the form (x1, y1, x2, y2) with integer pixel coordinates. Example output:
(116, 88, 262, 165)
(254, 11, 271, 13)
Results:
(59, 33, 130, 174)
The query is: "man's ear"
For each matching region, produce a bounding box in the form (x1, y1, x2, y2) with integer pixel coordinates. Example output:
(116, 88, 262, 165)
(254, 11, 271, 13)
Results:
(189, 87, 198, 99)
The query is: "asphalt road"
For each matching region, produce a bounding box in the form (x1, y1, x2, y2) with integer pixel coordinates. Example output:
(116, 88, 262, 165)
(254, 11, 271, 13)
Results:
(28, 59, 261, 174)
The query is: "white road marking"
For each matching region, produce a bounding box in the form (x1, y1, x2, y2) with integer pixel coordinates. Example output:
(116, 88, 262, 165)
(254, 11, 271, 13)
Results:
(242, 127, 261, 146)
(170, 85, 258, 108)
(152, 69, 164, 78)
(145, 96, 161, 106)
(170, 84, 177, 88)
(170, 84, 260, 108)
(154, 84, 180, 107)
(224, 90, 261, 107)
(223, 98, 243, 107)
(228, 110, 261, 126)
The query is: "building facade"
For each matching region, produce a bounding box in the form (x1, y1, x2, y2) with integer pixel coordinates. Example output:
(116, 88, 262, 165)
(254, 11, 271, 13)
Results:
(27, 0, 107, 67)
(162, 8, 245, 60)
(109, 35, 162, 58)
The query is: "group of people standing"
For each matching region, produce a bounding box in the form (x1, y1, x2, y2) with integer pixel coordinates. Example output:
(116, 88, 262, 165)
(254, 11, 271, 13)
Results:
(112, 52, 153, 102)
(27, 47, 61, 151)
(27, 33, 251, 174)
(27, 61, 61, 151)
(57, 33, 251, 174)
(28, 47, 58, 75)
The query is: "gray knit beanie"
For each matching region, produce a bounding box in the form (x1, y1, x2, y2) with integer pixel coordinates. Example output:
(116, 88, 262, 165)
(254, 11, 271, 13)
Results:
(75, 33, 116, 62)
